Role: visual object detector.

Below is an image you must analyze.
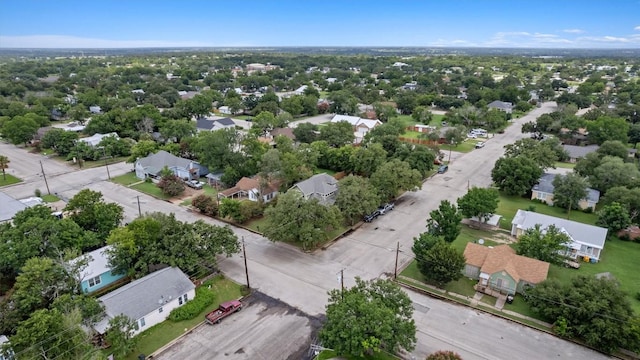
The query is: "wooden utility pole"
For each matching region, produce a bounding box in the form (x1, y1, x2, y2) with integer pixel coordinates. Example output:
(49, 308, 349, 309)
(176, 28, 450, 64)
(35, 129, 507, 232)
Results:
(136, 196, 142, 217)
(340, 269, 344, 300)
(242, 237, 250, 289)
(39, 161, 51, 195)
(394, 242, 400, 280)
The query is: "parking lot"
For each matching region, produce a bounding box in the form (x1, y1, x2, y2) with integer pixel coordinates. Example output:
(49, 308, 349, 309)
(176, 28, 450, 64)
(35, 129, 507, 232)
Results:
(152, 292, 323, 360)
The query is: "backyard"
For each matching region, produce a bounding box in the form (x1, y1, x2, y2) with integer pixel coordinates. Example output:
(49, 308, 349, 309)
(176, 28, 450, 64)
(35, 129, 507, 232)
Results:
(123, 276, 244, 360)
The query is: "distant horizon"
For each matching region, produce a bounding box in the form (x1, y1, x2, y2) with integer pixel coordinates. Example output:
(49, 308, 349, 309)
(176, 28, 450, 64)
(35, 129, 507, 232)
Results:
(1, 0, 639, 49)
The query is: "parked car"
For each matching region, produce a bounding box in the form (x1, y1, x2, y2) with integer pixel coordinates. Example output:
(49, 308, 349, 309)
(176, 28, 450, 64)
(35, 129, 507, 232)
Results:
(467, 133, 477, 139)
(437, 165, 449, 174)
(378, 203, 395, 215)
(364, 209, 381, 222)
(185, 179, 204, 189)
(475, 142, 485, 149)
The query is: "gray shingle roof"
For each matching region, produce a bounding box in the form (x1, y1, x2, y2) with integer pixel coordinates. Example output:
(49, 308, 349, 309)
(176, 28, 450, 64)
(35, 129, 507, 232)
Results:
(196, 118, 215, 130)
(136, 150, 193, 177)
(215, 117, 235, 126)
(99, 267, 194, 321)
(512, 210, 607, 249)
(291, 173, 338, 204)
(0, 191, 28, 222)
(562, 144, 599, 159)
(487, 100, 513, 110)
(532, 173, 600, 203)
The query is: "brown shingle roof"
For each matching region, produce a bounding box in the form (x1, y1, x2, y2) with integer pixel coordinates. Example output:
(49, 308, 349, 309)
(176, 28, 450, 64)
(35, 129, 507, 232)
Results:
(463, 243, 549, 285)
(219, 176, 280, 197)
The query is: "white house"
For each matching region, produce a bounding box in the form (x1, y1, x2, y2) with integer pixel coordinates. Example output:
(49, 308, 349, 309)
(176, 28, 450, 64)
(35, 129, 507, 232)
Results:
(330, 115, 382, 143)
(94, 267, 195, 336)
(78, 132, 119, 147)
(511, 210, 608, 262)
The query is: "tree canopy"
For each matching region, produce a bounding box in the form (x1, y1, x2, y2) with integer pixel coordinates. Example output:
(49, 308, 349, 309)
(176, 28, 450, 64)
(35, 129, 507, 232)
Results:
(335, 175, 380, 225)
(551, 173, 589, 211)
(319, 278, 416, 356)
(491, 156, 543, 196)
(515, 224, 571, 265)
(426, 200, 462, 243)
(457, 187, 499, 222)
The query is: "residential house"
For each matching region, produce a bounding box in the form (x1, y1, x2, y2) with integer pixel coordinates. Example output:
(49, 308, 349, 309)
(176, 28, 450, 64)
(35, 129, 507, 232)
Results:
(0, 191, 27, 223)
(78, 132, 119, 147)
(196, 117, 236, 132)
(93, 267, 195, 336)
(562, 144, 599, 163)
(487, 100, 513, 113)
(270, 128, 296, 141)
(50, 108, 64, 121)
(511, 210, 608, 262)
(290, 173, 338, 205)
(330, 115, 382, 144)
(531, 173, 600, 210)
(463, 243, 549, 296)
(52, 121, 86, 132)
(72, 245, 126, 293)
(89, 105, 102, 114)
(134, 150, 208, 180)
(218, 176, 280, 203)
(0, 335, 13, 360)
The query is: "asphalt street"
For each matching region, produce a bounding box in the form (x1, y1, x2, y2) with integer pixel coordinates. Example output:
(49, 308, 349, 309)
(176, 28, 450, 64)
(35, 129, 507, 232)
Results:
(0, 102, 610, 359)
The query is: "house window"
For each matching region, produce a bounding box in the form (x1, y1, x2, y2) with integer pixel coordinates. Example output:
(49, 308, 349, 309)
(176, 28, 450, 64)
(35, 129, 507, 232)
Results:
(179, 296, 183, 305)
(159, 307, 163, 314)
(139, 317, 146, 328)
(184, 294, 188, 302)
(87, 276, 101, 288)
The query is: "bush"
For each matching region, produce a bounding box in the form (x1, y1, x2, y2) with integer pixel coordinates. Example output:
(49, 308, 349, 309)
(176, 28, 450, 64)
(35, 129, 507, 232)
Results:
(34, 188, 42, 197)
(168, 286, 215, 321)
(192, 194, 218, 216)
(157, 174, 185, 197)
(239, 201, 264, 222)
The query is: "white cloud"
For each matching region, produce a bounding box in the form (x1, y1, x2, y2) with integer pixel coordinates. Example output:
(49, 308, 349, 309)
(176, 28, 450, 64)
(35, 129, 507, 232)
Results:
(484, 31, 572, 47)
(579, 35, 631, 43)
(0, 35, 216, 48)
(635, 25, 640, 31)
(563, 29, 584, 34)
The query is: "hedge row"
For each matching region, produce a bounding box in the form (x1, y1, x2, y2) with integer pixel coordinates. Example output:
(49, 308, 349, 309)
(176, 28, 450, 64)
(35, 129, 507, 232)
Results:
(168, 286, 215, 321)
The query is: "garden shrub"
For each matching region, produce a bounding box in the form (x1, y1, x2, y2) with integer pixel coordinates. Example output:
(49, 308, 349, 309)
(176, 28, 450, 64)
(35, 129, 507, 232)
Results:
(168, 286, 215, 321)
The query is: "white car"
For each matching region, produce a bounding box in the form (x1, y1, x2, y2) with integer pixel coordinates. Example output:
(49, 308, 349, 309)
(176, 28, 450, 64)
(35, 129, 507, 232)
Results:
(467, 133, 477, 139)
(186, 180, 204, 189)
(475, 142, 485, 149)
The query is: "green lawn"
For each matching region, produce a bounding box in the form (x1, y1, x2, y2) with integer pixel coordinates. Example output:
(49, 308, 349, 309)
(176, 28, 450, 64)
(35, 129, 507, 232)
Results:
(548, 239, 640, 313)
(0, 174, 21, 186)
(41, 194, 60, 202)
(202, 184, 218, 197)
(81, 156, 128, 169)
(554, 161, 576, 169)
(111, 172, 142, 186)
(244, 216, 269, 233)
(496, 193, 597, 230)
(441, 140, 476, 153)
(124, 276, 244, 360)
(396, 113, 445, 127)
(130, 181, 171, 200)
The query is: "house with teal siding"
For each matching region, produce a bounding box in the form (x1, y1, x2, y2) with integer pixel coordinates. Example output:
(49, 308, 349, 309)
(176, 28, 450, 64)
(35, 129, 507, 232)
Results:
(73, 245, 125, 293)
(463, 243, 550, 296)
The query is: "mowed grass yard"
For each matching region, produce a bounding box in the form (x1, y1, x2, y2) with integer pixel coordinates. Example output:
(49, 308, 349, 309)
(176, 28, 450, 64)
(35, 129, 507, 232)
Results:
(496, 192, 597, 230)
(123, 276, 244, 360)
(111, 172, 141, 186)
(0, 173, 21, 186)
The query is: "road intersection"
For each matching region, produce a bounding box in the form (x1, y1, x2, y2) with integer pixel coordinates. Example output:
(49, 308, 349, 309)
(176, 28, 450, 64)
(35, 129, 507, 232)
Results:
(0, 102, 609, 359)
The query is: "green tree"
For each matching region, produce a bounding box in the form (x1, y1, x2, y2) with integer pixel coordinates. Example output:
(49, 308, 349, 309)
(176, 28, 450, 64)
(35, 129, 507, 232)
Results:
(105, 315, 139, 358)
(551, 173, 589, 210)
(292, 122, 318, 143)
(319, 278, 416, 356)
(525, 276, 637, 353)
(589, 156, 640, 193)
(586, 116, 629, 145)
(41, 128, 79, 156)
(127, 139, 158, 163)
(0, 155, 8, 180)
(597, 140, 629, 159)
(319, 121, 355, 147)
(335, 175, 380, 225)
(2, 116, 38, 145)
(515, 224, 571, 265)
(412, 106, 433, 124)
(457, 187, 499, 222)
(370, 159, 422, 201)
(160, 119, 196, 143)
(251, 111, 278, 136)
(218, 198, 245, 223)
(491, 156, 543, 196)
(263, 191, 342, 250)
(600, 186, 640, 222)
(427, 200, 462, 243)
(51, 293, 104, 326)
(64, 189, 124, 241)
(349, 142, 387, 177)
(157, 174, 185, 197)
(596, 202, 631, 234)
(9, 308, 95, 360)
(503, 138, 559, 169)
(414, 239, 465, 286)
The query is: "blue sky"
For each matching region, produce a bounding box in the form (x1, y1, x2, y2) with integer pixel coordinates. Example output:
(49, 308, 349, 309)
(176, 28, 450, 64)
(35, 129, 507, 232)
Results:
(1, 0, 639, 48)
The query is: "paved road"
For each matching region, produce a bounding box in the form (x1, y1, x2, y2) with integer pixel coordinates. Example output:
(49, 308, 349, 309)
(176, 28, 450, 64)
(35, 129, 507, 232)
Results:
(289, 114, 333, 128)
(0, 102, 610, 359)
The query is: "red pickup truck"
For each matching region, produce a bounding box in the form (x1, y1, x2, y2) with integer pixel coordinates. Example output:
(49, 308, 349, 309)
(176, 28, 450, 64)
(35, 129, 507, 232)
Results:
(205, 300, 242, 324)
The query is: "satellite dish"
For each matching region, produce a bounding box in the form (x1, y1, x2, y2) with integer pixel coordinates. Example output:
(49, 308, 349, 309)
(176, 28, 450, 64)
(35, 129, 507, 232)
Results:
(478, 239, 485, 245)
